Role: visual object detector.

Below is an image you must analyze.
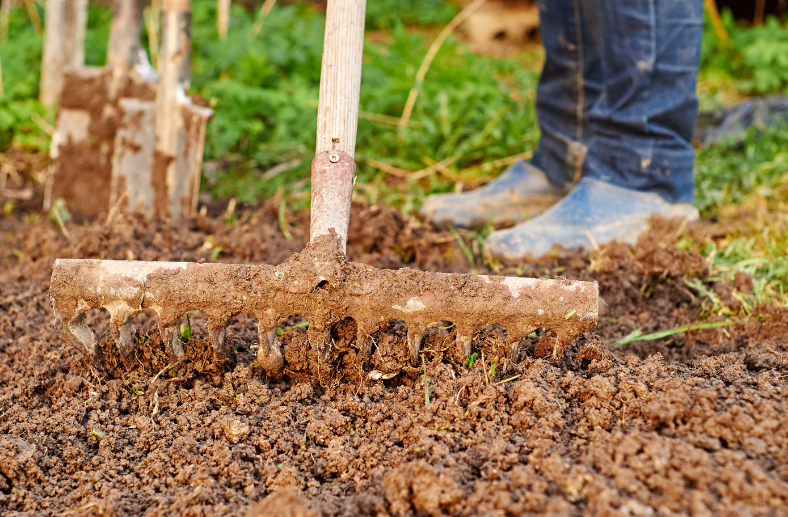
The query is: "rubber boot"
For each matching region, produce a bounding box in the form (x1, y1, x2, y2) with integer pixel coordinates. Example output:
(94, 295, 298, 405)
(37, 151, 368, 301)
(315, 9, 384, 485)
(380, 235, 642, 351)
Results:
(418, 161, 567, 230)
(483, 177, 699, 262)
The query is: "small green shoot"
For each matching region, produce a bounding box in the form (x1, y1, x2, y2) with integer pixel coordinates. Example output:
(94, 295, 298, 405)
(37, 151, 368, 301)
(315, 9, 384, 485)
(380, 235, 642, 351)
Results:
(449, 226, 475, 267)
(90, 426, 105, 441)
(132, 387, 144, 396)
(48, 198, 71, 225)
(564, 309, 576, 320)
(423, 356, 430, 406)
(180, 314, 193, 341)
(496, 374, 521, 385)
(615, 321, 735, 347)
(210, 246, 222, 260)
(464, 352, 478, 369)
(279, 199, 293, 241)
(276, 320, 309, 336)
(299, 431, 307, 457)
(488, 358, 496, 379)
(2, 200, 14, 216)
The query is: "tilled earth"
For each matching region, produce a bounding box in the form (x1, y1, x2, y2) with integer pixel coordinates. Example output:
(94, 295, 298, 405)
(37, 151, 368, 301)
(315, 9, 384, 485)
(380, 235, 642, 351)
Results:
(1, 202, 787, 516)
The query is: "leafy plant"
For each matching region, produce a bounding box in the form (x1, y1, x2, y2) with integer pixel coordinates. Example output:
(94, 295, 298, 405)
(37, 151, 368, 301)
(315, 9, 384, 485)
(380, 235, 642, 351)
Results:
(180, 315, 193, 341)
(701, 10, 788, 97)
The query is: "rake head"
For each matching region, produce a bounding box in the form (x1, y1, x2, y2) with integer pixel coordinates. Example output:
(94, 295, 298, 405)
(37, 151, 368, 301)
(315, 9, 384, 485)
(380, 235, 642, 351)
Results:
(49, 233, 598, 376)
(48, 0, 599, 376)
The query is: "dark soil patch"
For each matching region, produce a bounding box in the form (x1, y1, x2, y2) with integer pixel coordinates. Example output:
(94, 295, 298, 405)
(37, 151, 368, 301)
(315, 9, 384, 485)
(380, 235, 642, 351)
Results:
(1, 204, 786, 516)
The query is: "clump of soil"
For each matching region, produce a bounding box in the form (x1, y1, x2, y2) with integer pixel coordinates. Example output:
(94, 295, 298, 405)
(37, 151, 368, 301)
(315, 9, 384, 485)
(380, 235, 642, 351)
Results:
(1, 204, 786, 516)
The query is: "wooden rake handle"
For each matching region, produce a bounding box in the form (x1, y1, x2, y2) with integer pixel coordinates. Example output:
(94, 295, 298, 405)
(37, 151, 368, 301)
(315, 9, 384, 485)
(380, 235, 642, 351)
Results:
(309, 0, 366, 252)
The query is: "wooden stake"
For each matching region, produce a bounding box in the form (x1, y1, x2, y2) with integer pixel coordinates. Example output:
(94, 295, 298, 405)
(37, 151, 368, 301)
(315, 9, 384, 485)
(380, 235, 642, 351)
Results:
(152, 0, 212, 219)
(217, 0, 229, 39)
(40, 0, 87, 105)
(107, 0, 143, 74)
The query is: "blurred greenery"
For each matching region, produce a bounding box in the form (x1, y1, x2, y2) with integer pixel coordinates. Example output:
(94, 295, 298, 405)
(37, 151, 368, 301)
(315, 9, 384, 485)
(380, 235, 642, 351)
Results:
(701, 10, 788, 99)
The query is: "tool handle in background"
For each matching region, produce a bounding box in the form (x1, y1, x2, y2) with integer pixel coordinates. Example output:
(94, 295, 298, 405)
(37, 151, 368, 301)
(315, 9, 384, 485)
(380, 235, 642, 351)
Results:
(309, 0, 366, 252)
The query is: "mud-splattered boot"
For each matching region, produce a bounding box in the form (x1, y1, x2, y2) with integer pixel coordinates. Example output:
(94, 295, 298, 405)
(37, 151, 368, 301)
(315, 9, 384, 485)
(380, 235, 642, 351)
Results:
(483, 177, 699, 262)
(418, 161, 568, 230)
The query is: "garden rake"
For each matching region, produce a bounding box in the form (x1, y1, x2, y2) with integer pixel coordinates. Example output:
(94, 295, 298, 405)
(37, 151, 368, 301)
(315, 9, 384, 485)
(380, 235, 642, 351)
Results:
(49, 0, 599, 376)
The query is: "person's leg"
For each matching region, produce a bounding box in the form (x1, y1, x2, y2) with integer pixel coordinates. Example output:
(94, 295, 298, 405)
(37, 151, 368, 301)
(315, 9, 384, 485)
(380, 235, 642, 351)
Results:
(532, 0, 602, 190)
(484, 0, 703, 261)
(418, 0, 602, 230)
(583, 0, 701, 202)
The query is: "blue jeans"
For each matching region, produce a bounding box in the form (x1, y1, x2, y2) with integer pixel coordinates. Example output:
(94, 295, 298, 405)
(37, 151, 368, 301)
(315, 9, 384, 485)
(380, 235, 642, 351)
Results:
(532, 0, 703, 203)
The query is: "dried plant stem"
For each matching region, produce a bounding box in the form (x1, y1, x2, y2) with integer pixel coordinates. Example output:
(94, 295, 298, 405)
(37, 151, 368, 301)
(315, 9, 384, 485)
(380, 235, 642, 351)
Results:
(24, 0, 41, 34)
(399, 0, 487, 128)
(704, 0, 728, 42)
(52, 205, 74, 245)
(251, 0, 276, 38)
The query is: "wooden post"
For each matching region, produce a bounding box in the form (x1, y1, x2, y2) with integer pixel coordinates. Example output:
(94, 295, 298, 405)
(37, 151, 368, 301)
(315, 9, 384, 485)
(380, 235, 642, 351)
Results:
(107, 0, 143, 74)
(0, 0, 12, 44)
(40, 0, 87, 106)
(152, 0, 211, 219)
(217, 0, 229, 39)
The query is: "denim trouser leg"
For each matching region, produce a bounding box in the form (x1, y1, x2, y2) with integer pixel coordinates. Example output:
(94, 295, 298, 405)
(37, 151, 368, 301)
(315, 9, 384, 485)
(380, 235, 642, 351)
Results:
(583, 0, 703, 203)
(532, 0, 603, 190)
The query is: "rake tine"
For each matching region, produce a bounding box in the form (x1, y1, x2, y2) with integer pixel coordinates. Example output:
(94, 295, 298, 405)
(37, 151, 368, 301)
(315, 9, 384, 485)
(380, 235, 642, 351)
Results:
(106, 303, 137, 357)
(256, 309, 284, 374)
(406, 325, 423, 366)
(355, 319, 376, 362)
(161, 322, 185, 359)
(455, 331, 473, 362)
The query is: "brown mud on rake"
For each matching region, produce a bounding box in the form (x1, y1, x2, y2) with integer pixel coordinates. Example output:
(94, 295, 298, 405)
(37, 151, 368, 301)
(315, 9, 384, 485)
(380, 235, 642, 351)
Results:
(48, 0, 599, 379)
(49, 232, 598, 379)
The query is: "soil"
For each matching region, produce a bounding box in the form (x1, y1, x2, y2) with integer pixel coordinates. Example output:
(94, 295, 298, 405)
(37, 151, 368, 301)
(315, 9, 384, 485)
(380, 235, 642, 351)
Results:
(1, 202, 787, 516)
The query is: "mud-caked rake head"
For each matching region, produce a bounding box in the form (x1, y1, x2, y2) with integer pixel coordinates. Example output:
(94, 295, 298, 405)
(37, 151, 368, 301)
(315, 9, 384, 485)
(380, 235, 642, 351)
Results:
(50, 233, 598, 376)
(48, 0, 599, 376)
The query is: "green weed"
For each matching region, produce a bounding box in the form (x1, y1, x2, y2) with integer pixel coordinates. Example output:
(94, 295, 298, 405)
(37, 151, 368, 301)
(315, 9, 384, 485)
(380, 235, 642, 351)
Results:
(423, 356, 430, 406)
(464, 352, 478, 369)
(180, 315, 193, 341)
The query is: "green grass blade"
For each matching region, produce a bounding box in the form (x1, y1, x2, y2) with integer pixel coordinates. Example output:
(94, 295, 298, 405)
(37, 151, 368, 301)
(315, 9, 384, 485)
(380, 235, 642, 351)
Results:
(449, 226, 475, 267)
(276, 320, 309, 336)
(615, 321, 734, 347)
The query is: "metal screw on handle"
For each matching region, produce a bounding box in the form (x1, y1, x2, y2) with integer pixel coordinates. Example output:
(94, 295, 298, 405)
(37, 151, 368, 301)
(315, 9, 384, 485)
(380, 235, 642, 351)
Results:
(329, 152, 340, 163)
